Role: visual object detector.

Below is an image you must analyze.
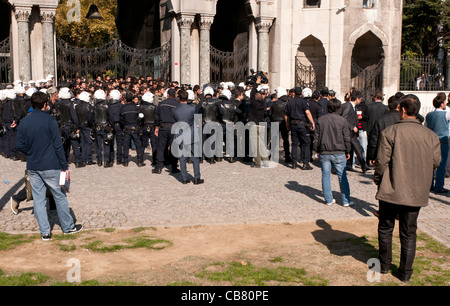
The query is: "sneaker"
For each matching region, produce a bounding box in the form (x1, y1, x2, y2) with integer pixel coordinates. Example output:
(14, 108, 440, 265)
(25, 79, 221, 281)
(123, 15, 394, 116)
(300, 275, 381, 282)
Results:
(42, 234, 51, 241)
(343, 201, 355, 207)
(10, 197, 19, 215)
(326, 199, 336, 206)
(64, 224, 83, 235)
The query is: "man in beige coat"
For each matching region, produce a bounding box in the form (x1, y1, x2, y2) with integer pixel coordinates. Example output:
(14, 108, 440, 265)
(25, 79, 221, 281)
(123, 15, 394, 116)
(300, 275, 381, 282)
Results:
(374, 94, 441, 283)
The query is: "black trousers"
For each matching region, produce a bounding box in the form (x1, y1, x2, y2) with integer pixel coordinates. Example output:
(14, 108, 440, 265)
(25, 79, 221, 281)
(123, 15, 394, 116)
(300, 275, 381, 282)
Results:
(156, 125, 178, 168)
(378, 200, 421, 281)
(347, 136, 367, 171)
(290, 124, 310, 164)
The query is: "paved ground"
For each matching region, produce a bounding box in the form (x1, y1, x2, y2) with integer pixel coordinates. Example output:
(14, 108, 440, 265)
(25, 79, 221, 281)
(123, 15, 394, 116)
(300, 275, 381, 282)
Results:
(1, 148, 449, 247)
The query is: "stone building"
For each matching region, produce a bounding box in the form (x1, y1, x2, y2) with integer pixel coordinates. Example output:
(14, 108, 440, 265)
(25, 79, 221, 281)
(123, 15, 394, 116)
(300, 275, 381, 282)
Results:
(1, 0, 404, 99)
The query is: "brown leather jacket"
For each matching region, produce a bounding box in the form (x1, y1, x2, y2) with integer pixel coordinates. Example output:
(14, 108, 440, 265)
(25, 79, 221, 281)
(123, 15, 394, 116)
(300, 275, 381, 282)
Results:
(374, 119, 441, 207)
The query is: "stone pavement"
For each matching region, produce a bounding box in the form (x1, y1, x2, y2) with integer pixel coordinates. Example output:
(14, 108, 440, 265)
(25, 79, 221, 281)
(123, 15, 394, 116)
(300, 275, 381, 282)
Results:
(0, 149, 449, 247)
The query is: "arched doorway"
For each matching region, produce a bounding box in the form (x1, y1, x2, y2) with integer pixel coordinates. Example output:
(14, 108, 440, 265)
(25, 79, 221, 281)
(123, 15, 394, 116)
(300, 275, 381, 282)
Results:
(116, 0, 161, 49)
(210, 0, 249, 84)
(0, 0, 11, 85)
(295, 35, 326, 91)
(351, 31, 384, 102)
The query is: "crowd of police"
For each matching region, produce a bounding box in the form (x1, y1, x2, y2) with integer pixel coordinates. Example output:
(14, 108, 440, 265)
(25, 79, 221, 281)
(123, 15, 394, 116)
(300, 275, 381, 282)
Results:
(0, 74, 363, 174)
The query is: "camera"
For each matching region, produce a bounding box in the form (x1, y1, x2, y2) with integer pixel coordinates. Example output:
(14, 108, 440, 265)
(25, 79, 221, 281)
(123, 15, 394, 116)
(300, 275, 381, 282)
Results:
(246, 69, 269, 85)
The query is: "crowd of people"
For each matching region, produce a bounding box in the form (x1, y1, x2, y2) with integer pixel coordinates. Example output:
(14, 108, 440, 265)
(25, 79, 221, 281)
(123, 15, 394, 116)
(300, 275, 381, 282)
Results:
(1, 72, 449, 282)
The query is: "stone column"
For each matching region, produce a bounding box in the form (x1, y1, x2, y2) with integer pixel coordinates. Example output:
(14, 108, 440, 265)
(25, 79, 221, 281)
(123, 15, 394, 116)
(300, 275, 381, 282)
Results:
(15, 6, 32, 82)
(177, 14, 195, 85)
(199, 15, 214, 87)
(40, 8, 56, 79)
(255, 17, 273, 73)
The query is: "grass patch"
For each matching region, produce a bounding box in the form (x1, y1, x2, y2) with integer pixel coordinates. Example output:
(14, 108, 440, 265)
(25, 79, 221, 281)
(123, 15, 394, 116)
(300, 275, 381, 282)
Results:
(196, 261, 328, 286)
(82, 235, 172, 253)
(0, 233, 38, 250)
(0, 270, 50, 286)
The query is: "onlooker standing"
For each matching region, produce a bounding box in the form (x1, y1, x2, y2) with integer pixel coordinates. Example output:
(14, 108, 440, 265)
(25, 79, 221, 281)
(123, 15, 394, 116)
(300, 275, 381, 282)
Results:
(375, 94, 441, 282)
(425, 94, 450, 193)
(314, 98, 353, 206)
(16, 92, 82, 241)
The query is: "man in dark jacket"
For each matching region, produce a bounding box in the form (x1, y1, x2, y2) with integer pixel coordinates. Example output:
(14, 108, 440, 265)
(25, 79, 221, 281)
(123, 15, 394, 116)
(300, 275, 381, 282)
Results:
(367, 94, 401, 164)
(314, 98, 352, 206)
(16, 92, 82, 241)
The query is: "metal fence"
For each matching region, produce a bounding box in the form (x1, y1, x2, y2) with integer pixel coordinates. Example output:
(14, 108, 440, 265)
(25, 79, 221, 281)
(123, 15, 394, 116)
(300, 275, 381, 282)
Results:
(400, 56, 448, 91)
(210, 44, 248, 85)
(56, 38, 171, 82)
(0, 36, 11, 86)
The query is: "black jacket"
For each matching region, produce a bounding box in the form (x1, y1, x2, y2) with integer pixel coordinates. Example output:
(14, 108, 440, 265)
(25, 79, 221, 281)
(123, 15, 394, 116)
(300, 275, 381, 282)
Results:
(363, 101, 388, 136)
(313, 113, 351, 155)
(367, 110, 400, 161)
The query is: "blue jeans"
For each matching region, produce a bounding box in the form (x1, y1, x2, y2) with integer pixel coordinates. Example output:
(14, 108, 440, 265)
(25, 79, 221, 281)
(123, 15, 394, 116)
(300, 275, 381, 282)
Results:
(28, 169, 74, 235)
(433, 143, 449, 191)
(320, 154, 351, 204)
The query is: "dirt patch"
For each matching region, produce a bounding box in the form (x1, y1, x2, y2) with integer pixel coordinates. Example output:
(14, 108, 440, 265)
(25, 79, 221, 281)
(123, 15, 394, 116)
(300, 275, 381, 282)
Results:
(0, 218, 409, 285)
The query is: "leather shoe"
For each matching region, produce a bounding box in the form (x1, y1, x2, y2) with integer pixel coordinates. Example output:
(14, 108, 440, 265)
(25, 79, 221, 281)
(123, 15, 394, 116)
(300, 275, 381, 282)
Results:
(301, 163, 313, 170)
(123, 162, 129, 167)
(104, 161, 113, 168)
(193, 178, 204, 185)
(152, 167, 162, 174)
(181, 179, 191, 184)
(137, 162, 146, 167)
(250, 163, 261, 168)
(172, 168, 180, 173)
(75, 162, 85, 168)
(97, 161, 103, 167)
(292, 163, 297, 169)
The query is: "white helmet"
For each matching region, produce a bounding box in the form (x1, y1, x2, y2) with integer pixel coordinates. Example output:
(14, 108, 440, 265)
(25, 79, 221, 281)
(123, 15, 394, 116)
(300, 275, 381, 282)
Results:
(227, 82, 235, 89)
(221, 89, 232, 100)
(58, 87, 72, 100)
(14, 86, 25, 94)
(238, 82, 246, 89)
(26, 87, 38, 97)
(302, 87, 312, 98)
(142, 92, 154, 103)
(203, 86, 214, 97)
(0, 90, 5, 101)
(94, 89, 106, 100)
(5, 89, 16, 100)
(186, 90, 195, 101)
(79, 91, 91, 103)
(13, 80, 22, 87)
(244, 90, 252, 99)
(220, 82, 228, 89)
(109, 89, 121, 101)
(275, 87, 287, 99)
(39, 88, 48, 94)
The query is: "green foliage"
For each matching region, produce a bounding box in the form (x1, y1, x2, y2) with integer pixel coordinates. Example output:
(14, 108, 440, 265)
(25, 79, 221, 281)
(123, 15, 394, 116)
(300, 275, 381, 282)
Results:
(0, 233, 38, 250)
(402, 0, 449, 57)
(56, 0, 118, 48)
(0, 270, 50, 286)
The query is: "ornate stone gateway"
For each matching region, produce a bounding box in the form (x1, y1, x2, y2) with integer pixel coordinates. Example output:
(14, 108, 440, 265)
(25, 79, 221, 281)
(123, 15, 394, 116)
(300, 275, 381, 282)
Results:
(294, 56, 326, 92)
(56, 38, 171, 81)
(210, 44, 248, 85)
(0, 36, 11, 85)
(351, 57, 384, 102)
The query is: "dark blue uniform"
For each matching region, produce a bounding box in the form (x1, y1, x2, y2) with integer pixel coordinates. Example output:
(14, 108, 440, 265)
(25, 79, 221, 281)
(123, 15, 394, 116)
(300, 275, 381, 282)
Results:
(285, 95, 312, 168)
(2, 96, 22, 159)
(153, 97, 179, 173)
(108, 99, 124, 164)
(120, 101, 145, 166)
(72, 99, 94, 164)
(69, 98, 83, 165)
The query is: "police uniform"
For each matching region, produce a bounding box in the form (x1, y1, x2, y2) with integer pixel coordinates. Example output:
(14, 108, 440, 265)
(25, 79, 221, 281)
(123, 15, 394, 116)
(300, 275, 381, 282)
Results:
(195, 87, 220, 164)
(2, 90, 22, 159)
(72, 92, 95, 165)
(120, 93, 145, 167)
(54, 88, 78, 164)
(108, 90, 124, 165)
(153, 89, 180, 173)
(0, 94, 5, 156)
(284, 88, 313, 169)
(69, 96, 83, 167)
(140, 92, 157, 165)
(270, 89, 291, 163)
(219, 89, 240, 162)
(93, 90, 113, 167)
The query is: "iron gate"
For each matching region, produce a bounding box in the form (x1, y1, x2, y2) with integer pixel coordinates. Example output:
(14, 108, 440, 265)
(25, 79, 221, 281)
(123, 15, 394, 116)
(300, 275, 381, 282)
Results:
(210, 44, 248, 85)
(56, 38, 171, 81)
(351, 58, 384, 103)
(0, 36, 11, 86)
(295, 56, 326, 92)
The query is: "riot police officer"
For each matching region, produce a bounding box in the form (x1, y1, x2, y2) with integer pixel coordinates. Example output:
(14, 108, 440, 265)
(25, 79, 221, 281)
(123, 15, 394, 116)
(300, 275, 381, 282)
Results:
(73, 91, 95, 165)
(140, 92, 157, 166)
(271, 87, 291, 163)
(0, 90, 5, 156)
(2, 89, 21, 160)
(54, 87, 77, 164)
(284, 87, 315, 170)
(69, 88, 84, 167)
(219, 89, 239, 163)
(152, 88, 180, 173)
(108, 89, 124, 165)
(195, 86, 221, 164)
(93, 89, 113, 168)
(120, 91, 145, 167)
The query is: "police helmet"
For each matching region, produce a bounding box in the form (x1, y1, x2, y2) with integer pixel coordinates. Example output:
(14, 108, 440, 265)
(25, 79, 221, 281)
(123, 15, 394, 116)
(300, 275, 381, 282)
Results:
(302, 88, 312, 98)
(94, 89, 106, 101)
(58, 87, 72, 100)
(142, 92, 154, 103)
(109, 89, 121, 101)
(79, 91, 91, 103)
